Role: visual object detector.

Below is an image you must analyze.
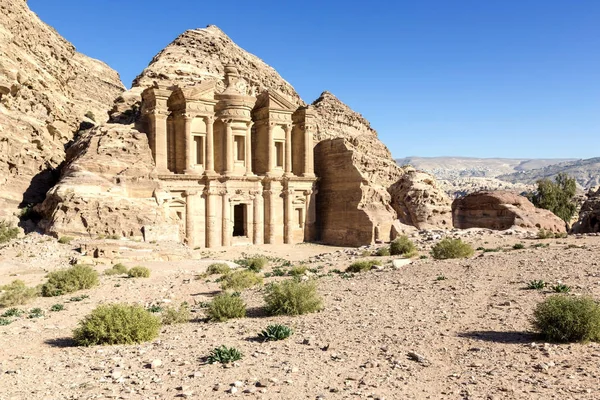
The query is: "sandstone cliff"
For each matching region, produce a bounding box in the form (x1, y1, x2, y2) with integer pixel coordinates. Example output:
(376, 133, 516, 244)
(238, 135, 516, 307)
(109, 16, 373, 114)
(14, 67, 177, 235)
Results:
(452, 191, 566, 233)
(0, 0, 124, 220)
(572, 187, 600, 233)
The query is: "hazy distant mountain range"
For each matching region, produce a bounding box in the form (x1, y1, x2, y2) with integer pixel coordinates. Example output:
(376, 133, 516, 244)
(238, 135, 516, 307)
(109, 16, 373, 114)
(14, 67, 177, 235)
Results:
(395, 156, 600, 198)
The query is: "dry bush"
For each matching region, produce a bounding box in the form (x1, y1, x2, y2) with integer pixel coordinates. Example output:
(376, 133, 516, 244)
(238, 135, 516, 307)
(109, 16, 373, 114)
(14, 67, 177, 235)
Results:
(73, 304, 161, 346)
(206, 263, 231, 275)
(0, 280, 38, 308)
(0, 220, 19, 244)
(104, 263, 128, 276)
(533, 296, 600, 343)
(390, 236, 418, 257)
(431, 238, 474, 260)
(288, 265, 308, 277)
(207, 293, 246, 322)
(161, 303, 190, 325)
(264, 279, 323, 316)
(346, 260, 381, 273)
(237, 256, 268, 272)
(375, 247, 390, 256)
(128, 266, 151, 278)
(41, 264, 98, 297)
(220, 270, 263, 291)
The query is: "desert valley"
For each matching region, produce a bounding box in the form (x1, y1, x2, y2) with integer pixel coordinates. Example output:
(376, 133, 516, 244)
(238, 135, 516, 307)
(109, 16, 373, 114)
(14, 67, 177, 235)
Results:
(1, 1, 600, 399)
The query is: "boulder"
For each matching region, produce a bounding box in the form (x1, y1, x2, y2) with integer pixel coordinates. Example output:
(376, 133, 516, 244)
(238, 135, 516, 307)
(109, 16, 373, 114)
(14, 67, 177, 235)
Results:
(389, 168, 453, 229)
(451, 191, 566, 233)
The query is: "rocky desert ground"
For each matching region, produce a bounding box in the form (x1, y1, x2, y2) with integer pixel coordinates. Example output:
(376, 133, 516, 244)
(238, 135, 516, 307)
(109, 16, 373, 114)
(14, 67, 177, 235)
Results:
(1, 230, 600, 400)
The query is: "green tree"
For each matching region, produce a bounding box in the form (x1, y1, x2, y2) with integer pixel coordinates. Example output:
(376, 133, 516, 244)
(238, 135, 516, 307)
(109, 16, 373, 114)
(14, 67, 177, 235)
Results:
(528, 173, 577, 224)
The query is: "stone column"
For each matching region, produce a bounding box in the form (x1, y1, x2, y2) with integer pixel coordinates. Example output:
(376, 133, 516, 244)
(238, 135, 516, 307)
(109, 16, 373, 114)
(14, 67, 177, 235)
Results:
(284, 189, 294, 244)
(284, 124, 292, 176)
(224, 120, 234, 175)
(167, 115, 175, 172)
(245, 121, 253, 176)
(267, 123, 275, 175)
(264, 190, 276, 244)
(303, 125, 315, 177)
(183, 114, 194, 174)
(184, 190, 198, 247)
(205, 188, 218, 248)
(252, 189, 263, 244)
(152, 112, 169, 174)
(303, 189, 313, 241)
(221, 190, 231, 246)
(204, 116, 215, 175)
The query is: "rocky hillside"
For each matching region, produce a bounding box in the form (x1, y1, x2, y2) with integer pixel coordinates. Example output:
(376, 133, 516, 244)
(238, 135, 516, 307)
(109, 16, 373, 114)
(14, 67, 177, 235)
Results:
(0, 0, 124, 220)
(498, 157, 600, 190)
(395, 156, 593, 198)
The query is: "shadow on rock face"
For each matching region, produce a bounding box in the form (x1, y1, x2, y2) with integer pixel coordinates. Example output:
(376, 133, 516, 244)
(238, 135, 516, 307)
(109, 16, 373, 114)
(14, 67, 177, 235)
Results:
(457, 330, 538, 344)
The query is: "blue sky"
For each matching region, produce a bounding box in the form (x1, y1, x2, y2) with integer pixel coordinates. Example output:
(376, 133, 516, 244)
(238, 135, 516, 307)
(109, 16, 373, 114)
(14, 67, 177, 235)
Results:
(29, 0, 600, 159)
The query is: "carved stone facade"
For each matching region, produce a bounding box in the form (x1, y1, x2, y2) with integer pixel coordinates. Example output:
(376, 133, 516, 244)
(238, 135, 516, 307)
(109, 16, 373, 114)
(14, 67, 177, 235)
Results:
(140, 65, 317, 248)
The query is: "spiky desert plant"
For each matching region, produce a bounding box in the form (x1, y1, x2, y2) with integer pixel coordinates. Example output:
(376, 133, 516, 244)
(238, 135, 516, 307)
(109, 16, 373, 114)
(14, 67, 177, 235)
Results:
(206, 345, 243, 364)
(526, 280, 547, 290)
(258, 324, 293, 341)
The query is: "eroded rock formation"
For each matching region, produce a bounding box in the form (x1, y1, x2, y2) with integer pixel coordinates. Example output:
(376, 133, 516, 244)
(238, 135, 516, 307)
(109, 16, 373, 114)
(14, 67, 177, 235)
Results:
(0, 0, 124, 220)
(452, 191, 566, 233)
(572, 187, 600, 233)
(388, 168, 453, 229)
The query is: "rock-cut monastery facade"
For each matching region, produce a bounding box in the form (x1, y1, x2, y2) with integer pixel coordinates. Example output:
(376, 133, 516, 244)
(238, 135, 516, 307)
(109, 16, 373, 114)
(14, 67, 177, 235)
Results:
(140, 64, 318, 248)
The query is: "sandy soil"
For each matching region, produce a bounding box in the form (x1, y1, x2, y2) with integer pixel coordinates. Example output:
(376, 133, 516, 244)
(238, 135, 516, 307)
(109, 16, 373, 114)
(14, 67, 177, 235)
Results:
(1, 231, 599, 400)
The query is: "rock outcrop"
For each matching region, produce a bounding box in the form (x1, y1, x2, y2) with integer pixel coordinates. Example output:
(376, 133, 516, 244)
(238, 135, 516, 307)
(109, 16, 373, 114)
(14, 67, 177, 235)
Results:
(36, 124, 173, 239)
(0, 0, 124, 220)
(388, 168, 453, 229)
(451, 191, 566, 233)
(572, 187, 600, 233)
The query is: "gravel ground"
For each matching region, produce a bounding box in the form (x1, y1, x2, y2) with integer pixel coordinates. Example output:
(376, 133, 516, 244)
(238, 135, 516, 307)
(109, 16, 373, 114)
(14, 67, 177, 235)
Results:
(1, 231, 599, 399)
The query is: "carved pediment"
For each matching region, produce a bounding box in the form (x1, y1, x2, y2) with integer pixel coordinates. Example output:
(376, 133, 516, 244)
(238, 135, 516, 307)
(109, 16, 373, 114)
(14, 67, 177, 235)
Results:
(168, 81, 217, 110)
(254, 90, 296, 112)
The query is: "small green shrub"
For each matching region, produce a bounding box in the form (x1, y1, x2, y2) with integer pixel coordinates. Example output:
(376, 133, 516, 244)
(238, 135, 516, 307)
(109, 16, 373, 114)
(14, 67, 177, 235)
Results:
(431, 238, 474, 260)
(0, 220, 20, 244)
(28, 308, 44, 318)
(41, 264, 98, 297)
(375, 247, 391, 257)
(104, 263, 129, 276)
(206, 263, 231, 275)
(161, 302, 190, 325)
(70, 294, 90, 302)
(207, 292, 246, 322)
(50, 304, 64, 312)
(258, 324, 293, 341)
(527, 280, 546, 290)
(58, 236, 74, 245)
(0, 318, 11, 326)
(264, 279, 323, 316)
(482, 247, 502, 253)
(220, 270, 263, 291)
(271, 268, 286, 277)
(84, 111, 96, 121)
(147, 305, 163, 313)
(512, 243, 525, 250)
(532, 243, 550, 249)
(533, 296, 600, 342)
(390, 236, 418, 257)
(206, 345, 243, 364)
(0, 280, 38, 308)
(346, 260, 381, 273)
(435, 275, 447, 281)
(237, 256, 268, 272)
(538, 228, 556, 239)
(73, 304, 161, 346)
(127, 266, 151, 278)
(552, 283, 571, 293)
(1, 308, 24, 317)
(289, 265, 308, 277)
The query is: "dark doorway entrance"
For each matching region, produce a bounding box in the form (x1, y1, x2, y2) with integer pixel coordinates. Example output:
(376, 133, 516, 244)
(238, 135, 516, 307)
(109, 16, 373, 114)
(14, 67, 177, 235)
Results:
(233, 204, 246, 237)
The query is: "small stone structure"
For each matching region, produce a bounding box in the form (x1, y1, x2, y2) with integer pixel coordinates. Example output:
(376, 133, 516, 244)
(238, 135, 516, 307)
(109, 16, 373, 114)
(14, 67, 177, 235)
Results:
(140, 65, 317, 248)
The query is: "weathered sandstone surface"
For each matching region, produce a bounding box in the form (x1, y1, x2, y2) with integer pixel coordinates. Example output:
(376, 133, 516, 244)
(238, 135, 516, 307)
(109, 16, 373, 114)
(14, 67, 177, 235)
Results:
(572, 187, 600, 233)
(0, 0, 124, 220)
(452, 191, 566, 233)
(38, 24, 450, 244)
(36, 124, 173, 239)
(388, 168, 453, 229)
